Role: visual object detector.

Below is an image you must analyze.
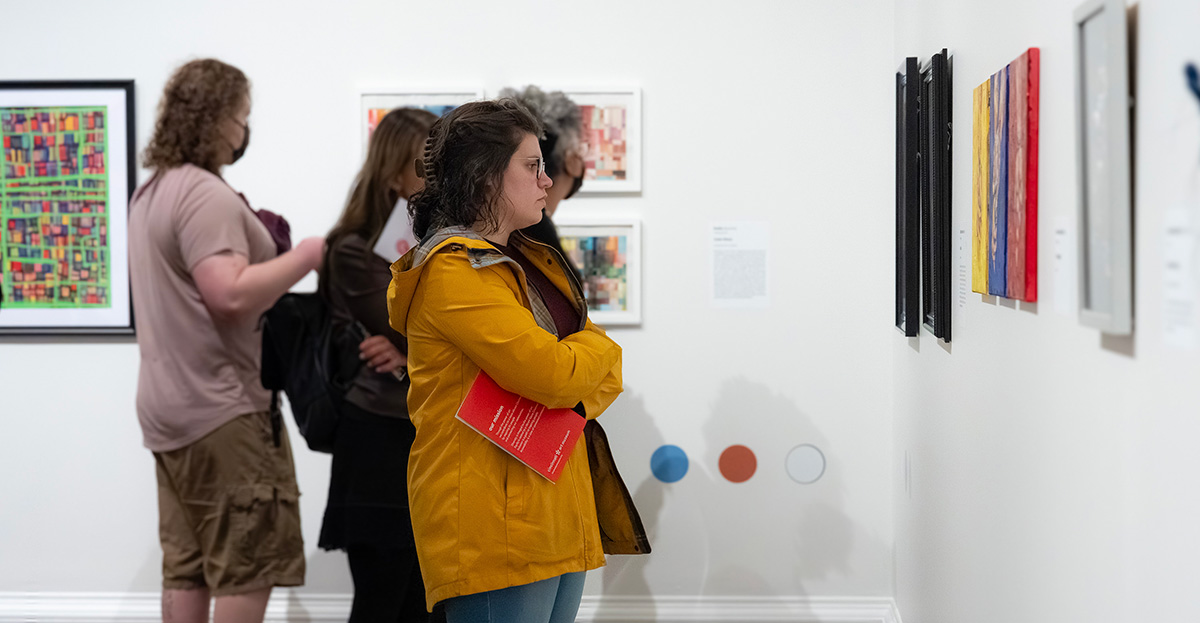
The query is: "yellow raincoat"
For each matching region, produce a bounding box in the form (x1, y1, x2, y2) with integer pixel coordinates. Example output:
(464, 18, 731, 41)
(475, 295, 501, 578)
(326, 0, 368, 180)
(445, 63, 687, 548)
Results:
(388, 227, 623, 610)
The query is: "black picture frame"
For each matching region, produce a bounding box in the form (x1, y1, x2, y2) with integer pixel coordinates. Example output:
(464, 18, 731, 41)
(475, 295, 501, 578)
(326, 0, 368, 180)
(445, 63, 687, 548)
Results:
(920, 50, 952, 342)
(895, 57, 920, 337)
(0, 80, 136, 336)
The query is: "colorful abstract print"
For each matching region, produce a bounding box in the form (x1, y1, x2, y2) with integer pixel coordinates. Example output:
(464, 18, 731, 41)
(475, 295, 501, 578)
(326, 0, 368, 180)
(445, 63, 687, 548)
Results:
(561, 234, 629, 312)
(579, 104, 628, 182)
(1, 107, 110, 308)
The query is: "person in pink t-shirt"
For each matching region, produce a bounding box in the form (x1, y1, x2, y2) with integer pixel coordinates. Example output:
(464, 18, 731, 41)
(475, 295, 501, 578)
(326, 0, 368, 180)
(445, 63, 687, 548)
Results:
(129, 58, 324, 623)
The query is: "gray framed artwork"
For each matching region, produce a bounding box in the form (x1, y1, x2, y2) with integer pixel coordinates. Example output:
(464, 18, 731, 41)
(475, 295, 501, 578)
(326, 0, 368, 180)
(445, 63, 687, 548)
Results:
(1073, 0, 1134, 335)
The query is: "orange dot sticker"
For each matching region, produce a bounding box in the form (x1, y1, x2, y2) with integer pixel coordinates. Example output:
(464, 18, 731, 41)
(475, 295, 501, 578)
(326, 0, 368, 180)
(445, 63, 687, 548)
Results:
(718, 445, 757, 483)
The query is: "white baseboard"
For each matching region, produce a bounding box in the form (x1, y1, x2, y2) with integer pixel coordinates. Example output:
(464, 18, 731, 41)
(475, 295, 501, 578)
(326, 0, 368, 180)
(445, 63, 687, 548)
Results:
(576, 596, 902, 623)
(0, 592, 348, 623)
(0, 592, 902, 623)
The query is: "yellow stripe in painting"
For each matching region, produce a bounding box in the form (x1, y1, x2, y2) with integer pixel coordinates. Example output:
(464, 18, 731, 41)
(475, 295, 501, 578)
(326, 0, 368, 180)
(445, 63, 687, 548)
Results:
(971, 80, 991, 294)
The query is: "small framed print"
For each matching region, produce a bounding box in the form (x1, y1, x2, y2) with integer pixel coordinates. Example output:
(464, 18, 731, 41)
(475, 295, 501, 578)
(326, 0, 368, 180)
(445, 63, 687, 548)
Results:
(359, 89, 483, 154)
(0, 80, 136, 335)
(561, 88, 642, 193)
(553, 215, 642, 326)
(1073, 0, 1134, 335)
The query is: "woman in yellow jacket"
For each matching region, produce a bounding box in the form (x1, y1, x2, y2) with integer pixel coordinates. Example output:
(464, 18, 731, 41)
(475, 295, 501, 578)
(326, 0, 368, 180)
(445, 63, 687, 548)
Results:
(387, 99, 626, 622)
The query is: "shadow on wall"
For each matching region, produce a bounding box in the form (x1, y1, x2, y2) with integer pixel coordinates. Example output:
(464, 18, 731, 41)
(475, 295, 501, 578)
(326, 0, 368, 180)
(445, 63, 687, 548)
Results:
(284, 590, 310, 621)
(594, 389, 661, 622)
(126, 548, 163, 607)
(282, 548, 348, 621)
(595, 376, 885, 613)
(701, 377, 879, 599)
(705, 378, 811, 597)
(301, 547, 351, 593)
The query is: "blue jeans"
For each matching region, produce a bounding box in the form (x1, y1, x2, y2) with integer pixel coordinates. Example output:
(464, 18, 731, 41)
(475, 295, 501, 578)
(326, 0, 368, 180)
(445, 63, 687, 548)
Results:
(443, 572, 586, 623)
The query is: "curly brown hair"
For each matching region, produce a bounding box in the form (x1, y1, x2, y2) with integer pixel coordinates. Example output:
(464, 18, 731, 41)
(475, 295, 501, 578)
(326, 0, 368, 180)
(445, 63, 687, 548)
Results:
(142, 59, 250, 174)
(409, 99, 543, 240)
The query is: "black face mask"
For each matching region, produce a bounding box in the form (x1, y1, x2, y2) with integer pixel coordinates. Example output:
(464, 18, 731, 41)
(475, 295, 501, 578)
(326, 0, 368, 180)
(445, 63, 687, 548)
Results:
(231, 122, 250, 164)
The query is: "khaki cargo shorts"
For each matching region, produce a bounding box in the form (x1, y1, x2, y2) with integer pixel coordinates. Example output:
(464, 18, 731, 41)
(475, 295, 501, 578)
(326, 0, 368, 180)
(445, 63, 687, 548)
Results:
(154, 411, 305, 595)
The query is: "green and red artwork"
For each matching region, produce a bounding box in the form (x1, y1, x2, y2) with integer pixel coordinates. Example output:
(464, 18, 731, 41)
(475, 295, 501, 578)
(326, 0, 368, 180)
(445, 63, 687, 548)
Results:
(2, 106, 111, 308)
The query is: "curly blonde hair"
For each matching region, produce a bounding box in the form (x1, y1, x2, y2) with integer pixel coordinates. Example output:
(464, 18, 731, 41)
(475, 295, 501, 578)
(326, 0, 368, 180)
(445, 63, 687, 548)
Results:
(142, 59, 250, 174)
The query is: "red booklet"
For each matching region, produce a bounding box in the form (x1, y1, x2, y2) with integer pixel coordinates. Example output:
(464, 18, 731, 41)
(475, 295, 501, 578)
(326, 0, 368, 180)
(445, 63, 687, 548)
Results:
(455, 371, 585, 483)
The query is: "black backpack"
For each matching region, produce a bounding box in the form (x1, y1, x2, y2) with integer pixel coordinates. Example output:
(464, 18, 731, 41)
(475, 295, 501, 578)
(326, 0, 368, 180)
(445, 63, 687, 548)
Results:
(260, 292, 362, 453)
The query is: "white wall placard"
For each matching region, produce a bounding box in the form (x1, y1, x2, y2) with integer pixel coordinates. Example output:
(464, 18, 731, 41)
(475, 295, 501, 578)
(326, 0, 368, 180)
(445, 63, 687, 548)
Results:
(958, 227, 968, 309)
(710, 221, 769, 309)
(1053, 215, 1078, 317)
(1163, 206, 1197, 350)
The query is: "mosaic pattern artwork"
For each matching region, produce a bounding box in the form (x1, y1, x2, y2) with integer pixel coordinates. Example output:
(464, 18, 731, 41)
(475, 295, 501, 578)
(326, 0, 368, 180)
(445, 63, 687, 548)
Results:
(560, 233, 629, 312)
(973, 48, 1039, 301)
(562, 90, 640, 193)
(579, 104, 628, 182)
(2, 107, 110, 308)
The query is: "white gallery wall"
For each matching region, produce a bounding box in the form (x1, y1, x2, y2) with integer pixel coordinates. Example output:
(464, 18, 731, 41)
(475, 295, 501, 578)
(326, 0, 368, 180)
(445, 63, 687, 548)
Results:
(893, 0, 1200, 621)
(0, 0, 898, 619)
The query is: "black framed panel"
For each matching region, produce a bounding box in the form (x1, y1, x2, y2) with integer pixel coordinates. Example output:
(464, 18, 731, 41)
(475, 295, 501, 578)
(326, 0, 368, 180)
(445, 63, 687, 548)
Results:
(920, 50, 952, 342)
(895, 57, 920, 337)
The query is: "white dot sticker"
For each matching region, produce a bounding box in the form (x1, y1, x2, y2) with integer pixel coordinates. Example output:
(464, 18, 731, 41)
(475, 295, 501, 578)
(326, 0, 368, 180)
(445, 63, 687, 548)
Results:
(786, 444, 826, 484)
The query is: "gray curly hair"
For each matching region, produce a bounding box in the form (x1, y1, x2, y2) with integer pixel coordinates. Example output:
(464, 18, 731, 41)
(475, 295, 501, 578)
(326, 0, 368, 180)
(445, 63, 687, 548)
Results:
(498, 85, 582, 179)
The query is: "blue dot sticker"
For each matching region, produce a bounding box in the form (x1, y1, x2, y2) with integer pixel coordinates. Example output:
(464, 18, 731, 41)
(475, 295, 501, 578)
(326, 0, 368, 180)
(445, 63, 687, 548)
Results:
(651, 445, 689, 483)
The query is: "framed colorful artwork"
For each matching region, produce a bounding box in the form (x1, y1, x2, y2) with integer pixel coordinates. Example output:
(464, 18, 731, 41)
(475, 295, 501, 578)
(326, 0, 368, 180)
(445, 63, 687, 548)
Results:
(1073, 0, 1134, 335)
(553, 215, 642, 326)
(359, 89, 483, 154)
(561, 88, 642, 193)
(920, 49, 952, 342)
(895, 58, 920, 337)
(971, 49, 1040, 304)
(0, 80, 136, 335)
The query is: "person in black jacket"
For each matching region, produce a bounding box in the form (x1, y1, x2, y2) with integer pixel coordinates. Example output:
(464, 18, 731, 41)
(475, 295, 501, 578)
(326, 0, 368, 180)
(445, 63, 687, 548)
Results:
(318, 107, 437, 622)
